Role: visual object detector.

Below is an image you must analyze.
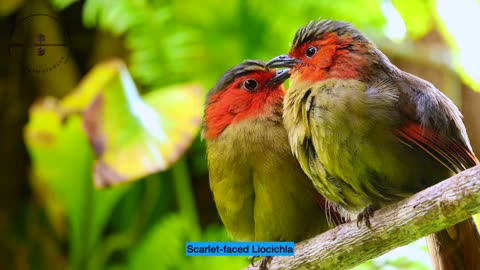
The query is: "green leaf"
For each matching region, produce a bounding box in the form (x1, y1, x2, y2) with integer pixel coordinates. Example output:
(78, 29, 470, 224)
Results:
(128, 214, 187, 270)
(24, 98, 130, 270)
(23, 58, 203, 269)
(128, 217, 248, 270)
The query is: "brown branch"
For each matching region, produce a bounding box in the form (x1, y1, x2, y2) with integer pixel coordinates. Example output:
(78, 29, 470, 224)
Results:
(245, 165, 480, 270)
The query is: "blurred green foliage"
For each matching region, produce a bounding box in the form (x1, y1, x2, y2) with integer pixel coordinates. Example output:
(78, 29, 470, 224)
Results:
(25, 58, 205, 270)
(391, 0, 435, 38)
(79, 0, 388, 90)
(25, 103, 131, 270)
(1, 0, 477, 269)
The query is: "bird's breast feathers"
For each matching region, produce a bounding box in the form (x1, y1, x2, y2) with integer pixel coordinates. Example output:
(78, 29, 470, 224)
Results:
(284, 77, 404, 212)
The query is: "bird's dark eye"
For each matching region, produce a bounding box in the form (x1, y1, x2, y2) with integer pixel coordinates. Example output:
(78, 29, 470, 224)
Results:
(305, 46, 318, 58)
(242, 79, 258, 91)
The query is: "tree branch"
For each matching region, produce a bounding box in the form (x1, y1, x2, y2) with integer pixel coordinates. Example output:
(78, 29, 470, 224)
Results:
(245, 165, 480, 270)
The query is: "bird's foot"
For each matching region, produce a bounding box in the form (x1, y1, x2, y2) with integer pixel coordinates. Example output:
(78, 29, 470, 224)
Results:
(259, 256, 273, 270)
(356, 204, 379, 228)
(250, 256, 272, 270)
(250, 256, 258, 267)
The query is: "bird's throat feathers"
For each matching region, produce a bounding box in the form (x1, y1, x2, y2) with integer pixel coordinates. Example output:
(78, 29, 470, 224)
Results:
(204, 85, 284, 139)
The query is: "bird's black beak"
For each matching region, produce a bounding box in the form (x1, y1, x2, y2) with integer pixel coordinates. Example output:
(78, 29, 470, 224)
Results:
(266, 68, 290, 87)
(266, 54, 301, 69)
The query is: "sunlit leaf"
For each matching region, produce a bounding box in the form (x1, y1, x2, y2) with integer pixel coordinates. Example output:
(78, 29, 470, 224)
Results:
(24, 58, 203, 269)
(61, 59, 123, 111)
(63, 59, 204, 187)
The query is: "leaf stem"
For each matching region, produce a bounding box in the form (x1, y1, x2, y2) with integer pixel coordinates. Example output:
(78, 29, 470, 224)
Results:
(87, 175, 161, 270)
(172, 158, 201, 241)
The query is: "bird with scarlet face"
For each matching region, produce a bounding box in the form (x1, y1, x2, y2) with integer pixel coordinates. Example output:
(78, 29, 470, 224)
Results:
(267, 20, 480, 269)
(204, 60, 341, 269)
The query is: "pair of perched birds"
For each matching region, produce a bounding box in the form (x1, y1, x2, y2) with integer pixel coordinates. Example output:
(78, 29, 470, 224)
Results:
(203, 20, 480, 270)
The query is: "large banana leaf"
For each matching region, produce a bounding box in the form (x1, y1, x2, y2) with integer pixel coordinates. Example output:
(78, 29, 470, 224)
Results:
(24, 59, 204, 269)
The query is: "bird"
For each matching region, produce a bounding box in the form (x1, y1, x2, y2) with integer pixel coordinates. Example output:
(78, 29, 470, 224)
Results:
(203, 60, 342, 269)
(266, 19, 480, 269)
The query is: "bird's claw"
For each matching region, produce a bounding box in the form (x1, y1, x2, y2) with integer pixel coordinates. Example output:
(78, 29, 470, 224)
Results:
(250, 256, 258, 267)
(250, 256, 272, 270)
(356, 204, 379, 228)
(259, 256, 273, 270)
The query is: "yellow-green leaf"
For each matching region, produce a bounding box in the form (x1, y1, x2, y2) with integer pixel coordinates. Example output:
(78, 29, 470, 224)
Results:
(68, 59, 204, 187)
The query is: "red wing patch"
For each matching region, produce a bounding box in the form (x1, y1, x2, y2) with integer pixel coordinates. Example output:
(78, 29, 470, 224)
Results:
(395, 122, 479, 173)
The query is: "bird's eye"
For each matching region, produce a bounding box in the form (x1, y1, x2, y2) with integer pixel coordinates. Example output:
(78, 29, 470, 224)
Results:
(242, 79, 258, 91)
(305, 46, 318, 58)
